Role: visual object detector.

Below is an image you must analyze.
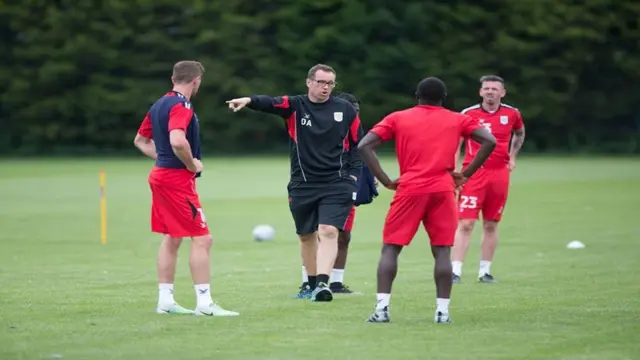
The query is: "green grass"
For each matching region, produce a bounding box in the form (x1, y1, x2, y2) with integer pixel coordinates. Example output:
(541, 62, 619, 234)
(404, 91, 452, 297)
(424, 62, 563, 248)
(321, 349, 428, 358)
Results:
(0, 156, 639, 360)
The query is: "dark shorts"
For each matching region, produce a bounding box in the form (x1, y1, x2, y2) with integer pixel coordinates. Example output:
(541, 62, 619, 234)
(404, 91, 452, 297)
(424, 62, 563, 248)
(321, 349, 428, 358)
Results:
(287, 179, 357, 235)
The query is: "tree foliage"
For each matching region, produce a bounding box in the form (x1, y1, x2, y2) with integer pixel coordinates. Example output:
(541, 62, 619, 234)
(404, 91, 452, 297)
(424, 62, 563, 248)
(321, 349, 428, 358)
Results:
(1, 0, 638, 154)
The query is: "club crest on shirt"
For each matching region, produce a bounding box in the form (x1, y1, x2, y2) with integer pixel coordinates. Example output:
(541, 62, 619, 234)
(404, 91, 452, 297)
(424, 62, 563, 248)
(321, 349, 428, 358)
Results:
(334, 112, 343, 122)
(500, 115, 509, 125)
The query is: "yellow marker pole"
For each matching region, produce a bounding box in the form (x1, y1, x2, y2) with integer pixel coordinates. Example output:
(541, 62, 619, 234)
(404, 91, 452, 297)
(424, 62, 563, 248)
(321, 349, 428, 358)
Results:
(99, 170, 107, 245)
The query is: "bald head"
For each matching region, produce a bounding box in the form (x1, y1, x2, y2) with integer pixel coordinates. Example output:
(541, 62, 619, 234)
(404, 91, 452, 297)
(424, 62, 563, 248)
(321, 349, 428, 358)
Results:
(416, 77, 447, 105)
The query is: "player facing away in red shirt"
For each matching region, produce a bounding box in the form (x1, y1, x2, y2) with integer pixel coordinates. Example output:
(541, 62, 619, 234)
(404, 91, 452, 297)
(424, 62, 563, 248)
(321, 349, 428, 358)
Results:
(451, 75, 526, 284)
(358, 77, 496, 324)
(133, 61, 238, 317)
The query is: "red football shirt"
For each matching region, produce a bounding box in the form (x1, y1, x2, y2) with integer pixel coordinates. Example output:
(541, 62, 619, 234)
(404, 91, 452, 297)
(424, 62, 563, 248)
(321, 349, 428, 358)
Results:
(461, 103, 523, 169)
(370, 105, 482, 195)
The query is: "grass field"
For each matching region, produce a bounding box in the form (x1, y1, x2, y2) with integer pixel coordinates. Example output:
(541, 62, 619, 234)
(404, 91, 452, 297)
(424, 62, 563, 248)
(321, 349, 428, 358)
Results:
(0, 156, 639, 360)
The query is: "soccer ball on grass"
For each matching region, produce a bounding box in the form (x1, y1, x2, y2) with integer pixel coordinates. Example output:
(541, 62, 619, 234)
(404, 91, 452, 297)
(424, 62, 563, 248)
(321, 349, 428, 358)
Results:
(252, 224, 276, 242)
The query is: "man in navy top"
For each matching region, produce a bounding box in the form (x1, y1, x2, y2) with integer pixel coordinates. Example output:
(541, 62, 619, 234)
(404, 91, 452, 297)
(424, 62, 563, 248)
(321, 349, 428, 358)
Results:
(134, 60, 238, 317)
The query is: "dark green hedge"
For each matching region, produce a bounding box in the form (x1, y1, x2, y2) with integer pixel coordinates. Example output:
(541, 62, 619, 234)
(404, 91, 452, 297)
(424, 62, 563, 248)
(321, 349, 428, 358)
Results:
(1, 0, 638, 154)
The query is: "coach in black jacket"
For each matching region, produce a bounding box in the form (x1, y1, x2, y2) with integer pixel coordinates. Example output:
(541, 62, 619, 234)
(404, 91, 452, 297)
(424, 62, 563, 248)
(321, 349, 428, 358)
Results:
(226, 64, 364, 302)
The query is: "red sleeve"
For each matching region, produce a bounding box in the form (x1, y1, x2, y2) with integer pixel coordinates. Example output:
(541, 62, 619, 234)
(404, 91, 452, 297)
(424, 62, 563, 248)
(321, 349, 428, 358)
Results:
(168, 102, 194, 132)
(460, 114, 482, 138)
(369, 113, 396, 142)
(137, 113, 153, 138)
(350, 115, 363, 143)
(513, 110, 524, 130)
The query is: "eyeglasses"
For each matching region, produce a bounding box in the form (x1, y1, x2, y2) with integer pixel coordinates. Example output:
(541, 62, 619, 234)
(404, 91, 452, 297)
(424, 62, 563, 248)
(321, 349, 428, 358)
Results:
(310, 79, 337, 88)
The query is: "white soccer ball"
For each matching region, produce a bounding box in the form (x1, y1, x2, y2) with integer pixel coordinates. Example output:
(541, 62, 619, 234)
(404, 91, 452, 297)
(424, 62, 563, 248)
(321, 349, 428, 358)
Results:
(252, 224, 276, 242)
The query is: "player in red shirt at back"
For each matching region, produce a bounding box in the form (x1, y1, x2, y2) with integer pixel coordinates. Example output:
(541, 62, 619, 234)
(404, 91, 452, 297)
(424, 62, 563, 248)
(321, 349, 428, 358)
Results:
(451, 75, 526, 284)
(358, 77, 496, 324)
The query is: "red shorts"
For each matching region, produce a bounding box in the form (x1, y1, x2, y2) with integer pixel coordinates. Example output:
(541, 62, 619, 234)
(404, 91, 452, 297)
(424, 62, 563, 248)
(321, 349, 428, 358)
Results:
(383, 191, 458, 247)
(458, 167, 510, 222)
(148, 168, 210, 238)
(342, 206, 356, 232)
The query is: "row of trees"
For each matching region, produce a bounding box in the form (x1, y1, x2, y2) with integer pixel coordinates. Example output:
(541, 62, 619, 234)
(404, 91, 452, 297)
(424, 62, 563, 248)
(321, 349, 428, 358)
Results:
(1, 0, 639, 154)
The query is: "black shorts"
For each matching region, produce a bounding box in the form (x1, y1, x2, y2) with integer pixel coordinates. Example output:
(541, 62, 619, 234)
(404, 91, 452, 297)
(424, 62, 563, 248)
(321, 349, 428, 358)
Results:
(287, 179, 357, 235)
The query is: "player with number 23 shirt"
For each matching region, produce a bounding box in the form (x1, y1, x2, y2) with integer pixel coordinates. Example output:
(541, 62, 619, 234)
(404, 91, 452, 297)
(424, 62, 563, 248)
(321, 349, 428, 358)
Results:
(452, 75, 526, 284)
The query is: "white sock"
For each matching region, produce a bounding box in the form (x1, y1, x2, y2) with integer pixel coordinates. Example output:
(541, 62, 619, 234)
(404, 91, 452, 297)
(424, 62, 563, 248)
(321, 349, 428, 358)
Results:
(158, 283, 175, 305)
(302, 266, 308, 283)
(436, 298, 450, 314)
(194, 284, 213, 308)
(452, 261, 463, 276)
(330, 269, 344, 284)
(376, 293, 390, 311)
(479, 261, 492, 276)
